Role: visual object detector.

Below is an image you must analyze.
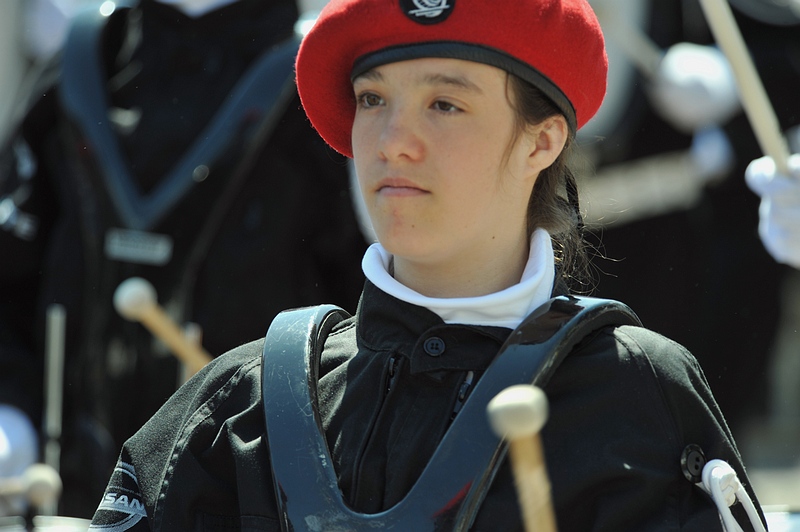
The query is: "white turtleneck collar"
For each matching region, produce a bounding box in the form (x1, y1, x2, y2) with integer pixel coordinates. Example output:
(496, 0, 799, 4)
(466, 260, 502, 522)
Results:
(362, 228, 556, 329)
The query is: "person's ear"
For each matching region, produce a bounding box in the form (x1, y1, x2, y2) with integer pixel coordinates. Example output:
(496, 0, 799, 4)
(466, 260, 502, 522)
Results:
(526, 115, 568, 174)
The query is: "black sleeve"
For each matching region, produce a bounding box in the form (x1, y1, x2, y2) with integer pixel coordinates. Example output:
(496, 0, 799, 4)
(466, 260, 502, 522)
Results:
(85, 448, 152, 532)
(90, 339, 282, 532)
(540, 325, 764, 531)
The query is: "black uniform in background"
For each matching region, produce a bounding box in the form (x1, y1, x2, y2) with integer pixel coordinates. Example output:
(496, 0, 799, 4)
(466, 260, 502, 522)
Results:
(0, 0, 367, 517)
(590, 0, 794, 435)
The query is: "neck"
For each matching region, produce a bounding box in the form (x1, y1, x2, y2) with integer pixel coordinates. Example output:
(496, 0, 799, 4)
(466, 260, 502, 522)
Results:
(392, 232, 530, 298)
(361, 229, 556, 328)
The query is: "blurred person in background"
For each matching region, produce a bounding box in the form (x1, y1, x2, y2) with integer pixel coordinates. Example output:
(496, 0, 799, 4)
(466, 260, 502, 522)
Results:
(580, 0, 797, 443)
(0, 0, 367, 518)
(0, 0, 101, 146)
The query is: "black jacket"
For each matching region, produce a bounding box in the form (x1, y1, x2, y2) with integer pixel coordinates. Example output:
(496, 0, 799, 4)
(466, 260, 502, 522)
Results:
(90, 281, 764, 531)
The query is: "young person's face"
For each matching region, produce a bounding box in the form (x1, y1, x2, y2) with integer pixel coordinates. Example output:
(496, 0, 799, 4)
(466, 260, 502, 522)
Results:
(351, 58, 539, 282)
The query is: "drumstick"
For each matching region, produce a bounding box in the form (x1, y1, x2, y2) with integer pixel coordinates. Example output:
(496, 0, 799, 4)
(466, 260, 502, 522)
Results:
(42, 304, 66, 516)
(697, 0, 792, 176)
(487, 385, 557, 532)
(113, 277, 212, 375)
(43, 305, 65, 471)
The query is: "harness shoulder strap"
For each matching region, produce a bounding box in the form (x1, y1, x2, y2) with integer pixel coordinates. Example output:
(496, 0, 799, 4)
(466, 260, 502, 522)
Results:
(262, 296, 641, 531)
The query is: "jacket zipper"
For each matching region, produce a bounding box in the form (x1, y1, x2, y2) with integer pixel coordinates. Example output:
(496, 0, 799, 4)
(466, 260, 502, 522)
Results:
(451, 370, 475, 420)
(385, 356, 399, 393)
(350, 355, 403, 503)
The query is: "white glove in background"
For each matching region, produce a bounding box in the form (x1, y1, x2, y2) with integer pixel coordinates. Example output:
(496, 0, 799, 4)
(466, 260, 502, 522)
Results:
(746, 154, 800, 269)
(0, 405, 38, 516)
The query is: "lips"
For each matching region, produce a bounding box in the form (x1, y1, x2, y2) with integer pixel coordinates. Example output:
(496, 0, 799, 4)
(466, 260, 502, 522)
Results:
(376, 177, 429, 195)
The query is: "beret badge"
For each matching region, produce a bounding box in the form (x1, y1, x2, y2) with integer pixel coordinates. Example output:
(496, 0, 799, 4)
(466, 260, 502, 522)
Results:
(400, 0, 455, 24)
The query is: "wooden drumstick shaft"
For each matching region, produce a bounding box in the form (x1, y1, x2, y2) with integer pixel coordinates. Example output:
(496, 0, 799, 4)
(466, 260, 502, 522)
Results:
(114, 277, 212, 375)
(136, 303, 212, 375)
(698, 0, 792, 175)
(487, 384, 557, 532)
(42, 304, 66, 516)
(508, 433, 558, 532)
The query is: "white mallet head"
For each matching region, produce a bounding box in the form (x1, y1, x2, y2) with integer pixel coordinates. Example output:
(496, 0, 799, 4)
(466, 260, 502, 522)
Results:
(649, 42, 740, 132)
(22, 463, 62, 507)
(114, 277, 158, 321)
(487, 385, 549, 440)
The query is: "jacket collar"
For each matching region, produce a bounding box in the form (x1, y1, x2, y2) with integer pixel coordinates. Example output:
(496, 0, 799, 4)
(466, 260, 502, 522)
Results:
(355, 281, 511, 374)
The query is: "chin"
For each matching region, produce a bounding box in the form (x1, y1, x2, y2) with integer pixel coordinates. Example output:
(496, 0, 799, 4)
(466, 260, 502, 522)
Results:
(376, 231, 435, 262)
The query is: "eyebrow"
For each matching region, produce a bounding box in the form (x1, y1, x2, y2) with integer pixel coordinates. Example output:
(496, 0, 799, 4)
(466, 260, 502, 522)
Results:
(354, 69, 484, 94)
(423, 73, 483, 94)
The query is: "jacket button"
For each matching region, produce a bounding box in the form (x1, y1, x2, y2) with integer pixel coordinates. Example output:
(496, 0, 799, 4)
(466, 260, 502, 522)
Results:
(680, 444, 706, 483)
(423, 337, 446, 356)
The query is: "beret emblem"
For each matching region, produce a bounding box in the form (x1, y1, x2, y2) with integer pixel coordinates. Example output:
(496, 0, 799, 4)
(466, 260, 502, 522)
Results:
(400, 0, 455, 24)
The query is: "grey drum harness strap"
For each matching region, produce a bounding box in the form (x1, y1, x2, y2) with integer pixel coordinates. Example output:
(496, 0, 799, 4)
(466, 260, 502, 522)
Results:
(261, 296, 641, 531)
(60, 7, 301, 232)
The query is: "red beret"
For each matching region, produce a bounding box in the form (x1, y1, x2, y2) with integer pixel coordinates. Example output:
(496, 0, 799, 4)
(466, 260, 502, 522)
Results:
(296, 0, 608, 157)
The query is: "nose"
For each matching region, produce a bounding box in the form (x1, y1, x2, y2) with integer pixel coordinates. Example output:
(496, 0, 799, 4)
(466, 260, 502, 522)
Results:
(377, 107, 425, 162)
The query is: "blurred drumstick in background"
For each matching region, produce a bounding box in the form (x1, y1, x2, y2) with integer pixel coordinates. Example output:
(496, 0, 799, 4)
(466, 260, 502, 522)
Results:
(113, 277, 212, 376)
(487, 384, 557, 532)
(698, 0, 792, 175)
(41, 304, 66, 516)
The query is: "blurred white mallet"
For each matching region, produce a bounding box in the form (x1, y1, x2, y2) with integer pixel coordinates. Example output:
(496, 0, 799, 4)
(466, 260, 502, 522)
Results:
(0, 463, 62, 509)
(594, 2, 740, 134)
(114, 277, 212, 376)
(487, 384, 557, 532)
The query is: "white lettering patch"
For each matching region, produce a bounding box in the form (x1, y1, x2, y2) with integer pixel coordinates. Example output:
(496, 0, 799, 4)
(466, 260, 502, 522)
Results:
(89, 460, 148, 531)
(105, 228, 173, 266)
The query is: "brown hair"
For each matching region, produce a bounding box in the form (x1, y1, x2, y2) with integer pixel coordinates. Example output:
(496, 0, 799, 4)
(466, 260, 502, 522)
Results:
(507, 74, 593, 294)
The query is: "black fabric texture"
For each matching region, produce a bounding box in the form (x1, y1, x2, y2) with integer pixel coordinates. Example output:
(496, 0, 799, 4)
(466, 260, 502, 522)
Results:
(91, 281, 764, 531)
